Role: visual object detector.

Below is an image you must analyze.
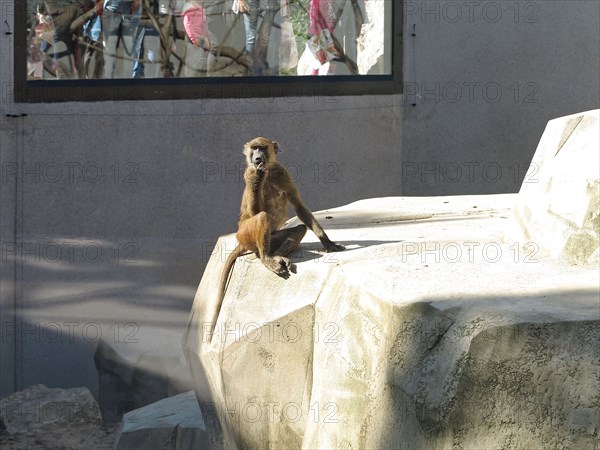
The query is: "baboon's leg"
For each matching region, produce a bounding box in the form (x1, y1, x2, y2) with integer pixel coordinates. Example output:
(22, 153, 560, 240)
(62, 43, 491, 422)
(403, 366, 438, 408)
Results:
(237, 211, 269, 259)
(236, 212, 291, 276)
(270, 225, 307, 256)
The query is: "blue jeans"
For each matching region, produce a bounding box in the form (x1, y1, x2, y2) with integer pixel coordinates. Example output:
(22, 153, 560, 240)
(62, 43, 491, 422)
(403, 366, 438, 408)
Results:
(133, 25, 161, 78)
(132, 25, 146, 78)
(102, 4, 141, 78)
(243, 0, 278, 74)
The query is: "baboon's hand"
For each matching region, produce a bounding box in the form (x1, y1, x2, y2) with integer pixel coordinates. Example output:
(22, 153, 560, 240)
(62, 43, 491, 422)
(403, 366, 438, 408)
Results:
(245, 166, 265, 191)
(323, 241, 345, 252)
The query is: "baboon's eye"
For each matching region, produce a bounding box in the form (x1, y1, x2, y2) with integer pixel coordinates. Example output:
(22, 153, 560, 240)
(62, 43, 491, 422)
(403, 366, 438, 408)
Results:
(251, 145, 268, 151)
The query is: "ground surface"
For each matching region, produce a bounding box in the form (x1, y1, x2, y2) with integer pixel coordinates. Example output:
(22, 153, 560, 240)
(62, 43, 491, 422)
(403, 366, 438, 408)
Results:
(0, 424, 119, 450)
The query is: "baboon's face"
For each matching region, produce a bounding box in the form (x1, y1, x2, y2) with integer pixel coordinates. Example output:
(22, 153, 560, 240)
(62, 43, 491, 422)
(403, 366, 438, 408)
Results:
(245, 137, 278, 171)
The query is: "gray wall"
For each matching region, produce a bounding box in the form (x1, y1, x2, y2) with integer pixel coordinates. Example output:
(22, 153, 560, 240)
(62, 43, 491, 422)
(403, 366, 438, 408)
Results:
(402, 0, 600, 195)
(1, 0, 599, 400)
(0, 81, 403, 399)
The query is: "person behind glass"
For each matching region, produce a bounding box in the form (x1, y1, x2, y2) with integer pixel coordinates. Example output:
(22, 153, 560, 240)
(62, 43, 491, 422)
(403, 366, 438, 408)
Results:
(81, 0, 104, 78)
(132, 0, 160, 78)
(234, 0, 288, 75)
(308, 0, 365, 75)
(308, 0, 336, 75)
(182, 0, 213, 77)
(44, 0, 93, 79)
(28, 2, 54, 79)
(100, 0, 142, 78)
(309, 0, 336, 36)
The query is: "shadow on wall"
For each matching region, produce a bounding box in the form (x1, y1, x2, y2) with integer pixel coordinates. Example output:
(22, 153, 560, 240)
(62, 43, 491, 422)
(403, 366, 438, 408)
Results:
(1, 234, 201, 401)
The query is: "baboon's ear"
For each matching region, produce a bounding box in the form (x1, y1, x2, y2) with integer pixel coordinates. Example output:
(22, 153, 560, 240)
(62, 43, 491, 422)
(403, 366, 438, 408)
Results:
(243, 143, 248, 154)
(273, 141, 281, 154)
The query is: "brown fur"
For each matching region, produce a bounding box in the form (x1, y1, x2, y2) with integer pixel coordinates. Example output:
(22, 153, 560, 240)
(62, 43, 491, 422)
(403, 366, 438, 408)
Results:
(212, 137, 344, 340)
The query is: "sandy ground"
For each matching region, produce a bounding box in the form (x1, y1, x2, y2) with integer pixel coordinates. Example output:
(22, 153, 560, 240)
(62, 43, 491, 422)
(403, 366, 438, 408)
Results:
(0, 424, 120, 450)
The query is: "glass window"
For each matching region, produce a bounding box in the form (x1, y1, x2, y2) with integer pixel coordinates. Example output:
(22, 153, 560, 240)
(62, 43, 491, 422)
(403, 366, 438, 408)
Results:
(17, 0, 401, 101)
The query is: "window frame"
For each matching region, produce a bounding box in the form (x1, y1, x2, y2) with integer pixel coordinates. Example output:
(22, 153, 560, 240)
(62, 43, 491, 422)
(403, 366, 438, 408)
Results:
(14, 0, 403, 103)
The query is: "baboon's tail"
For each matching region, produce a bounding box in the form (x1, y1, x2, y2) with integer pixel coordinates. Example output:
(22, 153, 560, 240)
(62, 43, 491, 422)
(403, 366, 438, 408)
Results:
(211, 244, 245, 342)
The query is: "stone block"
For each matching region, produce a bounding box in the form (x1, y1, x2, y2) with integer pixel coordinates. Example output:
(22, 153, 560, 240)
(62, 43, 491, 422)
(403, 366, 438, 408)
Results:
(514, 109, 599, 265)
(94, 327, 193, 423)
(0, 384, 101, 434)
(113, 390, 209, 450)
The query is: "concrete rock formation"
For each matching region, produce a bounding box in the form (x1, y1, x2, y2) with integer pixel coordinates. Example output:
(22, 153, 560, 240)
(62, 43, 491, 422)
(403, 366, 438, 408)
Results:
(183, 111, 599, 449)
(0, 384, 101, 434)
(114, 390, 209, 450)
(514, 109, 599, 265)
(94, 327, 193, 422)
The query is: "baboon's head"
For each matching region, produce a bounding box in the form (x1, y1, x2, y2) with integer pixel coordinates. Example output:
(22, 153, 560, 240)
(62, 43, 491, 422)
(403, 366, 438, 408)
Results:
(244, 137, 280, 171)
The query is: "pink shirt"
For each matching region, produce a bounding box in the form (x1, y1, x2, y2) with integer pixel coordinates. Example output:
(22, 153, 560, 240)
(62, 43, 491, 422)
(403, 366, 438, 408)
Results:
(308, 0, 337, 35)
(182, 5, 208, 45)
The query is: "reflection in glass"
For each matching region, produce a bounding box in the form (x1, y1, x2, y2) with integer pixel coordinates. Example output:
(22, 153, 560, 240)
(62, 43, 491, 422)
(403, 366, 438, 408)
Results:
(26, 0, 392, 80)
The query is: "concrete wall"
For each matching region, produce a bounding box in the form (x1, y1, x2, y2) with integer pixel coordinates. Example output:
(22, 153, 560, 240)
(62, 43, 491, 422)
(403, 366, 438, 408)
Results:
(402, 0, 600, 195)
(0, 95, 403, 400)
(1, 0, 599, 400)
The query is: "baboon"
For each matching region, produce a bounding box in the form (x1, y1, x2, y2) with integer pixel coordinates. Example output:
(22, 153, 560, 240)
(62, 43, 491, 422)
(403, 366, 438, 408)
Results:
(213, 137, 344, 331)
